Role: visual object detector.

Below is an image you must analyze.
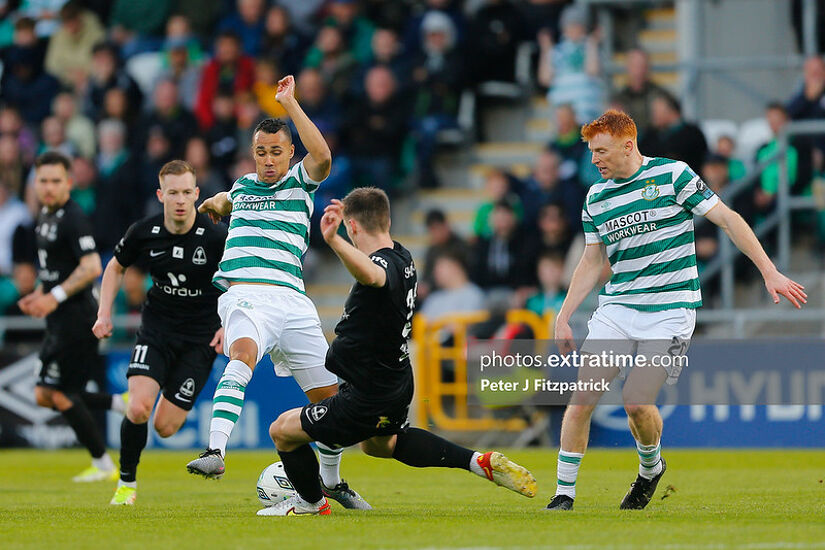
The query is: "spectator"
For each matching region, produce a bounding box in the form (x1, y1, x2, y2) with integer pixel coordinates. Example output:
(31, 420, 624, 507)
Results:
(410, 11, 464, 188)
(137, 79, 198, 158)
(253, 58, 288, 119)
(139, 127, 173, 216)
(320, 0, 376, 65)
(206, 91, 240, 174)
(520, 149, 585, 230)
(420, 209, 471, 300)
(218, 0, 266, 57)
(403, 0, 467, 57)
(235, 91, 266, 153)
(194, 31, 255, 129)
(100, 87, 135, 131)
(471, 200, 531, 290)
(525, 251, 567, 317)
(309, 129, 353, 248)
(295, 68, 342, 139)
(52, 92, 96, 158)
(0, 27, 60, 125)
(93, 119, 141, 253)
(524, 202, 574, 274)
(70, 155, 98, 215)
(612, 49, 667, 136)
(0, 136, 25, 198)
(2, 220, 42, 343)
(184, 136, 227, 200)
(351, 27, 410, 95)
(466, 0, 525, 84)
(260, 5, 310, 77)
(419, 252, 485, 331)
(518, 0, 567, 45)
(342, 66, 408, 191)
(82, 42, 143, 123)
(174, 0, 223, 41)
(786, 55, 825, 194)
(548, 103, 599, 188)
(154, 17, 205, 112)
(754, 102, 799, 215)
(0, 107, 37, 167)
(43, 2, 104, 88)
(109, 0, 171, 58)
(303, 25, 357, 100)
(2, 18, 47, 83)
(38, 116, 76, 158)
(473, 168, 523, 239)
(715, 135, 747, 182)
(537, 5, 604, 125)
(0, 183, 31, 278)
(640, 92, 708, 173)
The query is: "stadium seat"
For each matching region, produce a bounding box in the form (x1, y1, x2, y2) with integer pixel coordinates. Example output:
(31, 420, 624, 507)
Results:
(700, 119, 738, 151)
(737, 117, 773, 165)
(125, 52, 164, 97)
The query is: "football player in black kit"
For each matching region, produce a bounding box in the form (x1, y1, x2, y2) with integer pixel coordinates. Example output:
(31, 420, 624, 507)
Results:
(19, 151, 127, 483)
(92, 160, 228, 505)
(257, 187, 538, 517)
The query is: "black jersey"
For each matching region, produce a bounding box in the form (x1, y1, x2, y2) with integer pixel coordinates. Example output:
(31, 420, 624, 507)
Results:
(328, 241, 417, 401)
(114, 213, 227, 340)
(35, 199, 98, 336)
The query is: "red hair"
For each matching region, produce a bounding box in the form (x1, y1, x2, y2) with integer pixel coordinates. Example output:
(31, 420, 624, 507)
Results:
(581, 109, 637, 142)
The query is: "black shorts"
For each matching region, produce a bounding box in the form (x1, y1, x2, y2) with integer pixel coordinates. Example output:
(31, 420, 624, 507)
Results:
(127, 327, 217, 411)
(300, 383, 411, 449)
(37, 333, 101, 393)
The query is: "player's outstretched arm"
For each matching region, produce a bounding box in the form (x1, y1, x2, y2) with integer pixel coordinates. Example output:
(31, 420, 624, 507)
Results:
(704, 201, 807, 308)
(555, 243, 608, 352)
(92, 257, 127, 339)
(198, 191, 232, 223)
(320, 200, 386, 287)
(275, 75, 331, 182)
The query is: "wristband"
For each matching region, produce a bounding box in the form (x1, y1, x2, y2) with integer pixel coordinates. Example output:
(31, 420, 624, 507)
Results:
(50, 285, 68, 303)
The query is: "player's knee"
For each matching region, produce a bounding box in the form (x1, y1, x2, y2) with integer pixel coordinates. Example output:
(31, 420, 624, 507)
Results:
(153, 418, 181, 438)
(623, 403, 648, 421)
(127, 400, 153, 424)
(229, 349, 256, 369)
(34, 386, 53, 408)
(268, 417, 286, 444)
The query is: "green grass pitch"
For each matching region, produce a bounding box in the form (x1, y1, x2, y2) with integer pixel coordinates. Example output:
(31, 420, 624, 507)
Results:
(1, 448, 823, 549)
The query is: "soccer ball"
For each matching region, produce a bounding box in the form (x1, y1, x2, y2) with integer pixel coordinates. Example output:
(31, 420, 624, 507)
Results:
(256, 461, 297, 507)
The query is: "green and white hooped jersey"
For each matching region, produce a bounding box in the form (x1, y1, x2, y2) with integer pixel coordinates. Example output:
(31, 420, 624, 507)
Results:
(213, 160, 322, 293)
(582, 156, 719, 312)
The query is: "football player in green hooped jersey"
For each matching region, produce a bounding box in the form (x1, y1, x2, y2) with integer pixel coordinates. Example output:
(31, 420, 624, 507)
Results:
(545, 109, 807, 512)
(187, 75, 370, 510)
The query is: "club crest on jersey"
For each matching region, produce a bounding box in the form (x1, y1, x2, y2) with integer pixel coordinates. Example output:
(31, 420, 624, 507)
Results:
(192, 246, 206, 265)
(179, 378, 195, 398)
(641, 181, 659, 201)
(308, 405, 328, 422)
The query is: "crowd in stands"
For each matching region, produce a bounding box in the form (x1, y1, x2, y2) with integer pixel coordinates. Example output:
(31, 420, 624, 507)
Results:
(0, 0, 824, 340)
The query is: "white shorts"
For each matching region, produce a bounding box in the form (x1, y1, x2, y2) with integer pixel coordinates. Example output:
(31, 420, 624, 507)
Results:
(581, 303, 696, 384)
(217, 284, 337, 392)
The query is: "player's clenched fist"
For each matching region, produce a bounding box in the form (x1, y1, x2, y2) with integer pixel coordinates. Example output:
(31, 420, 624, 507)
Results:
(275, 75, 296, 104)
(92, 316, 113, 339)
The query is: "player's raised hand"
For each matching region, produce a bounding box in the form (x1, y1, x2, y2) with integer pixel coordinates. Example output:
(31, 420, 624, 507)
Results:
(92, 316, 113, 339)
(275, 75, 296, 105)
(321, 199, 344, 243)
(765, 270, 807, 309)
(210, 327, 224, 354)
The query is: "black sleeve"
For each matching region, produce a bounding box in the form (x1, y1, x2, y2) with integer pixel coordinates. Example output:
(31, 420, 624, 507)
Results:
(65, 209, 98, 261)
(12, 223, 36, 264)
(113, 222, 142, 268)
(370, 251, 401, 291)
